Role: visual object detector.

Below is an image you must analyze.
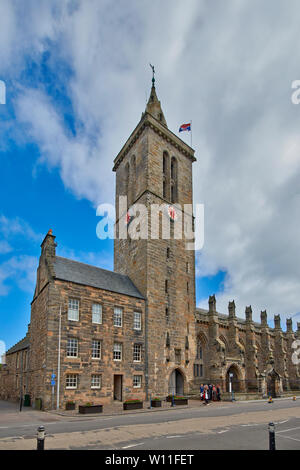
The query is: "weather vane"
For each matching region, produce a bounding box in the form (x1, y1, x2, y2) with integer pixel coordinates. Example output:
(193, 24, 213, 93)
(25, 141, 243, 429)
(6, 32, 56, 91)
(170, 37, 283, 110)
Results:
(149, 63, 155, 85)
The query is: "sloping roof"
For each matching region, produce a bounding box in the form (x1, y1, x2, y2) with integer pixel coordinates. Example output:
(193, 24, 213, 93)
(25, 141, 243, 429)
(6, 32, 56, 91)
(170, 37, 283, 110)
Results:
(6, 334, 30, 355)
(53, 257, 145, 300)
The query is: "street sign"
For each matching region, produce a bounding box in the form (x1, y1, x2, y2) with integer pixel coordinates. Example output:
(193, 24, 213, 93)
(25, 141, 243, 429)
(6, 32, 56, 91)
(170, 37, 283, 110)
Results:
(51, 380, 56, 386)
(51, 374, 56, 380)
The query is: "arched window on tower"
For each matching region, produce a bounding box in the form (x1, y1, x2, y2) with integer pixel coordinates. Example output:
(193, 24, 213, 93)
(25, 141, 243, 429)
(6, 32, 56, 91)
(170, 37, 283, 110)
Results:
(125, 162, 130, 209)
(131, 155, 136, 203)
(171, 157, 178, 203)
(163, 151, 170, 200)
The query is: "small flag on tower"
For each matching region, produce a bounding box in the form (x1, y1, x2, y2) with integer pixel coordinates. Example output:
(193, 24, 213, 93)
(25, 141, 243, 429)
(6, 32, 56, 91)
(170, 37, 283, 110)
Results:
(179, 122, 191, 132)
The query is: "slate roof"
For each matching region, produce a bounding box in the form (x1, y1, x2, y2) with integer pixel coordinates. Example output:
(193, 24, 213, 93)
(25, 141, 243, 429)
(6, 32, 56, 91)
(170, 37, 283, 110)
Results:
(53, 257, 145, 300)
(6, 334, 30, 355)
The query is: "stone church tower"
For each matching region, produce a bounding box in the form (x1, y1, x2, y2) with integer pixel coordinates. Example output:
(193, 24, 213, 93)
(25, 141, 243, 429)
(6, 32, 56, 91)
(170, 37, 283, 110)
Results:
(113, 76, 197, 398)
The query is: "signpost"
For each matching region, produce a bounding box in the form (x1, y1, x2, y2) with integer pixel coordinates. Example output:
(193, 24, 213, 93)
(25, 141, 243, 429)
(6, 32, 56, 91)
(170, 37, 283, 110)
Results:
(51, 373, 56, 410)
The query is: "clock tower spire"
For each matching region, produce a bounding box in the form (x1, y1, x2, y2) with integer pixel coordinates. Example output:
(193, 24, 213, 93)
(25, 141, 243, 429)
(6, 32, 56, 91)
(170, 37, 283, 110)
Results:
(113, 75, 196, 398)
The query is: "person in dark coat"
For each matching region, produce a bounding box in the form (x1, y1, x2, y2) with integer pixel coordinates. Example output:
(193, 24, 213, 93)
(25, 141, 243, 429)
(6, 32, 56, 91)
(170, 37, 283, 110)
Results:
(200, 384, 204, 401)
(216, 384, 221, 401)
(208, 384, 213, 401)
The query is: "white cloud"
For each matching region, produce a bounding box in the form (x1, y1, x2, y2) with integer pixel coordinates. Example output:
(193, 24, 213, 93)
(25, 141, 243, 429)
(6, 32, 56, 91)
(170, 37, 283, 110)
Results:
(0, 255, 38, 295)
(1, 0, 300, 325)
(0, 215, 41, 296)
(0, 214, 41, 242)
(0, 240, 12, 255)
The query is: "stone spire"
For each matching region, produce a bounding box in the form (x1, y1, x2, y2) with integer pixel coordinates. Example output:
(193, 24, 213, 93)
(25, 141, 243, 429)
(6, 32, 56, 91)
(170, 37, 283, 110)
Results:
(145, 67, 167, 127)
(245, 305, 253, 323)
(286, 318, 293, 333)
(208, 294, 217, 315)
(274, 314, 282, 330)
(261, 310, 268, 327)
(228, 300, 236, 319)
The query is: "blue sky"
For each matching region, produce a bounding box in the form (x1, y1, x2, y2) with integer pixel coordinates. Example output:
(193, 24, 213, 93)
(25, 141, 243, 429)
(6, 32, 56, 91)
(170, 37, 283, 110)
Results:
(1, 0, 300, 353)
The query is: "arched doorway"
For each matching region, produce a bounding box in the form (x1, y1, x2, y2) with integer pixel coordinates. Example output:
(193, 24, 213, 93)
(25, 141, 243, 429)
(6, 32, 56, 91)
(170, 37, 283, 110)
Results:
(226, 364, 242, 393)
(169, 369, 184, 396)
(267, 370, 279, 398)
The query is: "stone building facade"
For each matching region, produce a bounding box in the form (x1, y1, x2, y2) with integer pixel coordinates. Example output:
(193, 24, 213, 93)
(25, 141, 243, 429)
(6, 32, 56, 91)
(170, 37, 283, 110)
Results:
(1, 80, 300, 409)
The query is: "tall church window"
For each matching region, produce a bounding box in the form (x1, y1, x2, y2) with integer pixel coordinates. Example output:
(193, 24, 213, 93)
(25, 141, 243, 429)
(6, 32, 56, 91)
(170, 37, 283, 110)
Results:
(131, 155, 136, 203)
(125, 162, 130, 208)
(193, 364, 203, 377)
(196, 342, 202, 360)
(195, 336, 206, 378)
(163, 151, 170, 199)
(171, 157, 178, 203)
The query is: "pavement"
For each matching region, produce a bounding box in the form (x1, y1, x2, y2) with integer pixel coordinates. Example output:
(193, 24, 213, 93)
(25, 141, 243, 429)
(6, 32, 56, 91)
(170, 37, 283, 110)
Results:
(45, 397, 219, 417)
(0, 397, 300, 450)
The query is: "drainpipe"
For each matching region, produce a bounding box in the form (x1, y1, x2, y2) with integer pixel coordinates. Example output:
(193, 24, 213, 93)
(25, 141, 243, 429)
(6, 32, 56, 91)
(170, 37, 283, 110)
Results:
(145, 301, 149, 401)
(56, 305, 62, 410)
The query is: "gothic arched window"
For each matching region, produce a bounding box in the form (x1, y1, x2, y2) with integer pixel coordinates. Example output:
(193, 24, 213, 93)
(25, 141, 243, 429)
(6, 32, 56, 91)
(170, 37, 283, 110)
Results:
(163, 151, 170, 200)
(171, 157, 178, 203)
(194, 333, 208, 378)
(131, 155, 136, 203)
(125, 162, 130, 209)
(196, 341, 203, 360)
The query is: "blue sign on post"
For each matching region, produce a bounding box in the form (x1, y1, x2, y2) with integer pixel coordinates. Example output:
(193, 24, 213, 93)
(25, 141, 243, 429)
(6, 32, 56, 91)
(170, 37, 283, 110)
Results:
(51, 374, 56, 379)
(51, 380, 56, 386)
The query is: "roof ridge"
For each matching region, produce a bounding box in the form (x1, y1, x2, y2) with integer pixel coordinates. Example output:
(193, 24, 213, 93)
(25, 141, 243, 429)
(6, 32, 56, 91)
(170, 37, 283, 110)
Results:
(54, 256, 144, 300)
(55, 256, 128, 278)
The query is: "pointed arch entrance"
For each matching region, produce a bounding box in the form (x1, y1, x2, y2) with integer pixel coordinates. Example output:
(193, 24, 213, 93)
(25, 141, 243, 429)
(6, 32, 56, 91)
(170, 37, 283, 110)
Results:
(267, 370, 280, 398)
(226, 364, 242, 393)
(169, 368, 184, 396)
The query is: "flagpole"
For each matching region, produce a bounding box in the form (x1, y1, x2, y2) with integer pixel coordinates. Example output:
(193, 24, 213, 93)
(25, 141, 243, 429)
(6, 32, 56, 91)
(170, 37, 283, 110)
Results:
(191, 120, 192, 148)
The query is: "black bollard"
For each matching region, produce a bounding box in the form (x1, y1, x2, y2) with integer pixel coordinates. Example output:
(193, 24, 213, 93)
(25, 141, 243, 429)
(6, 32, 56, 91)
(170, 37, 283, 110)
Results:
(37, 425, 45, 450)
(268, 422, 276, 451)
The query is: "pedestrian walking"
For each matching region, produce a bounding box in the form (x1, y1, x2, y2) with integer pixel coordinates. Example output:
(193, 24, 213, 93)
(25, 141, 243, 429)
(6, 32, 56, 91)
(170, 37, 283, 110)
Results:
(212, 384, 217, 401)
(200, 383, 204, 401)
(203, 385, 209, 405)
